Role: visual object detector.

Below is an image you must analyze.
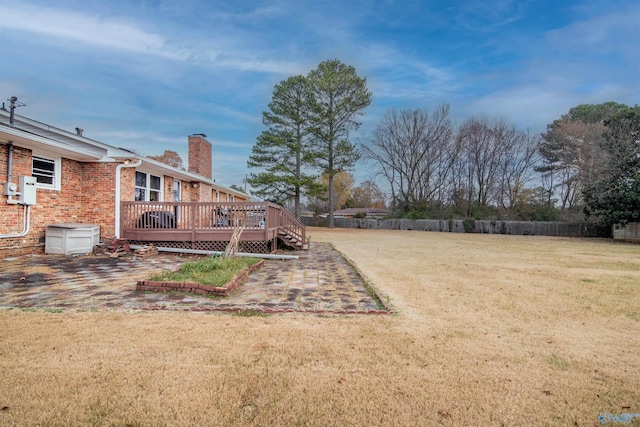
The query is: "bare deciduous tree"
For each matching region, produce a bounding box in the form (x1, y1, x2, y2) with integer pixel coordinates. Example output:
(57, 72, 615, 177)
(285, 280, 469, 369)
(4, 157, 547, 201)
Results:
(496, 128, 540, 212)
(537, 119, 607, 210)
(362, 105, 455, 213)
(148, 150, 185, 170)
(347, 180, 387, 209)
(536, 102, 627, 211)
(451, 117, 540, 217)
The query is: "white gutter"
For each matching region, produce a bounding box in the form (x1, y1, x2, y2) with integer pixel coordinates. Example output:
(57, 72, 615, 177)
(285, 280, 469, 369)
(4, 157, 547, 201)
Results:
(114, 159, 142, 238)
(0, 125, 104, 161)
(0, 205, 31, 238)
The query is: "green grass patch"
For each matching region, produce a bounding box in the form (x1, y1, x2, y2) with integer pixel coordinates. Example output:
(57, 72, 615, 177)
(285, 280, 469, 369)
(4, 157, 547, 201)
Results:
(149, 256, 261, 287)
(547, 353, 570, 371)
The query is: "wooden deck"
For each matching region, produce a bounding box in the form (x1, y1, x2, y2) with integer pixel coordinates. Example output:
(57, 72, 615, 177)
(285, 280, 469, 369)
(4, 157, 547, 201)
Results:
(120, 201, 306, 253)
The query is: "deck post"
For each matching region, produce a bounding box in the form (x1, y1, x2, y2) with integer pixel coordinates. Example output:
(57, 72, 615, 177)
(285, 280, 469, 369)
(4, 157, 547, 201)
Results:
(190, 203, 197, 249)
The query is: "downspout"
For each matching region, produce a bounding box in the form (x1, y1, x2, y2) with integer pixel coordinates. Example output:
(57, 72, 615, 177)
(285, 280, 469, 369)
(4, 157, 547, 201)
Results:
(5, 142, 16, 204)
(114, 159, 142, 238)
(7, 142, 13, 186)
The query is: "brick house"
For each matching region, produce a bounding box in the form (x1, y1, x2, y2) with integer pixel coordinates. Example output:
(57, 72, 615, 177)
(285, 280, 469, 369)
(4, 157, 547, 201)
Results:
(0, 109, 247, 258)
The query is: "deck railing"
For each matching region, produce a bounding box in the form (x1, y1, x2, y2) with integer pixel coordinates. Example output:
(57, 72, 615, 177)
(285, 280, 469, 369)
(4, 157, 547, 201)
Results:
(119, 201, 305, 251)
(278, 203, 306, 246)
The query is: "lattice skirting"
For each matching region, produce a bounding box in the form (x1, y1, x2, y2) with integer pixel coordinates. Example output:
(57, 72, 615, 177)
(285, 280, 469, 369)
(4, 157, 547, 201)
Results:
(128, 239, 277, 254)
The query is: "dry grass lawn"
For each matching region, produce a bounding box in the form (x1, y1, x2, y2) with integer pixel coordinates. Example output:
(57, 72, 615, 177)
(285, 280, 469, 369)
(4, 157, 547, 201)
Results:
(1, 228, 639, 426)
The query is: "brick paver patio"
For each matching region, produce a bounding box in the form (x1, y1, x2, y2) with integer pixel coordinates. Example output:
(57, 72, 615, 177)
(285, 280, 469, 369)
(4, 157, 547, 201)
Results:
(0, 243, 389, 314)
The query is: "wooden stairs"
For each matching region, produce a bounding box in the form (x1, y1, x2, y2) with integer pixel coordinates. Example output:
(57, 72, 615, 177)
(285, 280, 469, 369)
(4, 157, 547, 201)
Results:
(278, 228, 308, 250)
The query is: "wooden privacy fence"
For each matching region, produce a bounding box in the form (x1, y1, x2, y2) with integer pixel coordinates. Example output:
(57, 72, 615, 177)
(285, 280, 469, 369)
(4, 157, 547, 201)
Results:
(613, 223, 640, 243)
(303, 217, 611, 238)
(120, 201, 306, 253)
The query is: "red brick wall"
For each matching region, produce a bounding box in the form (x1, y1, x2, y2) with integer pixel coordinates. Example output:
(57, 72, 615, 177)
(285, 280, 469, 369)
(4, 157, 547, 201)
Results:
(0, 143, 34, 257)
(198, 183, 212, 202)
(1, 138, 222, 258)
(164, 177, 175, 202)
(0, 142, 127, 258)
(182, 182, 198, 202)
(188, 135, 212, 179)
(80, 162, 118, 237)
(119, 167, 136, 202)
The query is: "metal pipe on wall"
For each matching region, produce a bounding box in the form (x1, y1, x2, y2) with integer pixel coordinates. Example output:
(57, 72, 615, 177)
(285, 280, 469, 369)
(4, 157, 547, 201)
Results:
(129, 244, 299, 260)
(6, 142, 13, 184)
(0, 142, 32, 239)
(0, 205, 31, 238)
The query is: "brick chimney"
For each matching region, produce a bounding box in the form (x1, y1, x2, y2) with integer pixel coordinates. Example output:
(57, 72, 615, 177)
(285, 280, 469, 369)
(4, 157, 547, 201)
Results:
(188, 134, 212, 179)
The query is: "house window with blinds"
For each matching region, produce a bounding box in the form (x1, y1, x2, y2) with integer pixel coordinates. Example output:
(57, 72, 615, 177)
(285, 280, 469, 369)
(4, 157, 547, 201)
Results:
(135, 171, 162, 201)
(32, 155, 60, 189)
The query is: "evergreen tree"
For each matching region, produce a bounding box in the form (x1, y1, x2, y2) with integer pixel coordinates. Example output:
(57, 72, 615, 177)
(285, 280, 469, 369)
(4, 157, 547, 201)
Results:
(246, 75, 321, 219)
(584, 105, 640, 227)
(306, 59, 372, 227)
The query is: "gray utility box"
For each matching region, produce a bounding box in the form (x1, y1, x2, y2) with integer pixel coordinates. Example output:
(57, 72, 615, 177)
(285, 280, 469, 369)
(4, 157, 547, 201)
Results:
(45, 224, 100, 255)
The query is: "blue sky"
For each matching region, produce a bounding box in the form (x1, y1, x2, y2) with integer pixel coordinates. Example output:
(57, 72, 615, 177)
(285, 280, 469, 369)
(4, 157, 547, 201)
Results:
(1, 0, 638, 190)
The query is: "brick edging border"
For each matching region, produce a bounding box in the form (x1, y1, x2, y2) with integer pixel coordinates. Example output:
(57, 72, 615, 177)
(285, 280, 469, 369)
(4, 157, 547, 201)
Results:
(136, 259, 265, 297)
(326, 242, 394, 314)
(134, 247, 394, 315)
(138, 306, 392, 315)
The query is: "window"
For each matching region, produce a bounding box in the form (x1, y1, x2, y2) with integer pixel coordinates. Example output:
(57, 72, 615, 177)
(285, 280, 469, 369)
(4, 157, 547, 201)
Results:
(135, 171, 162, 201)
(32, 155, 60, 189)
(173, 180, 181, 202)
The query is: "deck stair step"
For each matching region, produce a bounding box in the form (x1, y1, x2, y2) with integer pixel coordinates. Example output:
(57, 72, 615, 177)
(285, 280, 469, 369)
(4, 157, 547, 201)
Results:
(277, 228, 305, 251)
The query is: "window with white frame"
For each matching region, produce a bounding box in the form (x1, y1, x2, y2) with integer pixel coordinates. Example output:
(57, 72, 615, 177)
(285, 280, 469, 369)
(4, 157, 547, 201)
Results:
(32, 155, 61, 189)
(135, 171, 162, 201)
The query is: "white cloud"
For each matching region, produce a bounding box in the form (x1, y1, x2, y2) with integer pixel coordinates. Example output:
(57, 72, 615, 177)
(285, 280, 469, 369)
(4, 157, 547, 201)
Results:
(370, 61, 459, 101)
(453, 0, 528, 31)
(0, 3, 185, 60)
(545, 4, 640, 57)
(464, 86, 571, 130)
(0, 2, 301, 74)
(462, 78, 636, 131)
(216, 3, 288, 23)
(197, 53, 299, 75)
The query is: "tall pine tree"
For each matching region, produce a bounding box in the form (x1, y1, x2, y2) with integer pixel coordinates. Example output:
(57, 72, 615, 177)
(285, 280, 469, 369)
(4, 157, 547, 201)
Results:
(247, 75, 321, 219)
(306, 59, 372, 227)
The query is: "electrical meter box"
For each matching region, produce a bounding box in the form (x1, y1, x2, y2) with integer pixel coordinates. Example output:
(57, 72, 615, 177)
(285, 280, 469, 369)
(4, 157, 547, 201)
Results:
(18, 176, 37, 205)
(3, 182, 18, 196)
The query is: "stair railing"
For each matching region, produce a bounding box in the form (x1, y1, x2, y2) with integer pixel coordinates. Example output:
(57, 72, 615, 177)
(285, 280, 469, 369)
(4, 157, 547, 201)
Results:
(270, 203, 306, 247)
